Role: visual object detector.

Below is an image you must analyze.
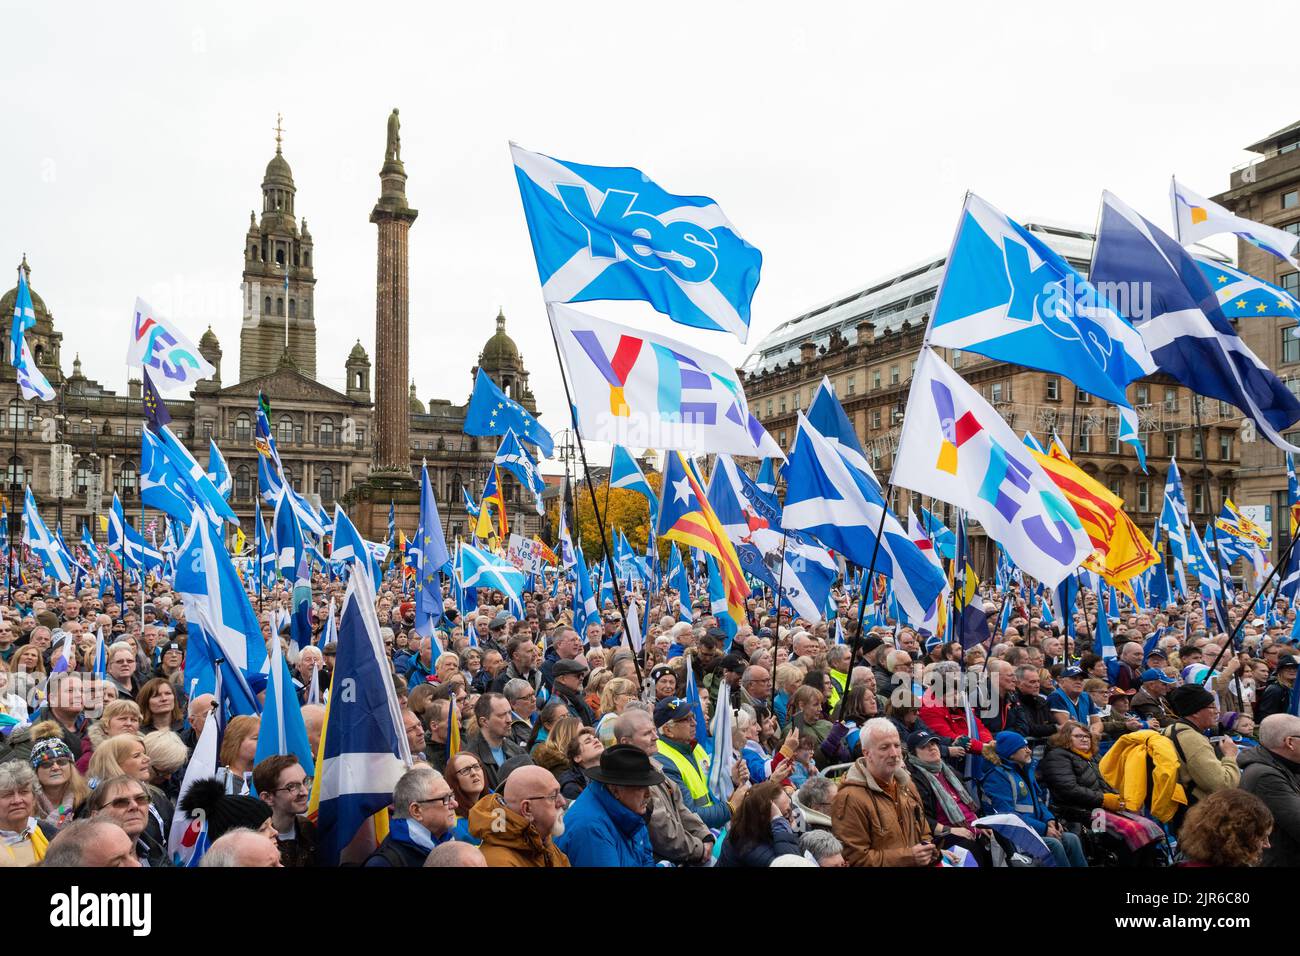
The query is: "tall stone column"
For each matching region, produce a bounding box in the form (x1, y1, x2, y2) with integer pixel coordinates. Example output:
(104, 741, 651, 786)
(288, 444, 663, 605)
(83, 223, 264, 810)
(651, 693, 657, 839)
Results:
(370, 108, 418, 478)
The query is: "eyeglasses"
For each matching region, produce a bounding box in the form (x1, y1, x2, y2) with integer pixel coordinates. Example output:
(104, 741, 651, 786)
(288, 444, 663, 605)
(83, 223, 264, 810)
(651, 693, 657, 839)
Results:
(521, 790, 564, 805)
(35, 756, 71, 769)
(276, 781, 309, 795)
(455, 763, 483, 777)
(107, 794, 151, 811)
(416, 794, 456, 807)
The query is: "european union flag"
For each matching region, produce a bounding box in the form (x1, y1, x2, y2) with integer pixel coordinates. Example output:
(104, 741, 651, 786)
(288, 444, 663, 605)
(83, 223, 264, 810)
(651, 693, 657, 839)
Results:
(142, 369, 172, 433)
(1195, 257, 1300, 324)
(464, 368, 554, 457)
(415, 463, 450, 638)
(512, 143, 762, 343)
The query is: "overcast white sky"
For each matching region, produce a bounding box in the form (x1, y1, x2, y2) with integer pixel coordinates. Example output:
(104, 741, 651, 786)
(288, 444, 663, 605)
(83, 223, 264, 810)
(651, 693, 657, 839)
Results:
(1, 1, 1287, 469)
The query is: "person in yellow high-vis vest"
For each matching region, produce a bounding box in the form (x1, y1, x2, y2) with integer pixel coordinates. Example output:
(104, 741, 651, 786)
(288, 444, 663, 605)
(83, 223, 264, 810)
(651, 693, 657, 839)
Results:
(651, 698, 747, 830)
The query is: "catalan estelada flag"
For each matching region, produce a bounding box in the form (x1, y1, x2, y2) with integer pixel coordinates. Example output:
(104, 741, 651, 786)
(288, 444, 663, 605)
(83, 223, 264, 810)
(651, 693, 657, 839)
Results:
(1031, 442, 1158, 586)
(656, 451, 749, 623)
(475, 465, 508, 539)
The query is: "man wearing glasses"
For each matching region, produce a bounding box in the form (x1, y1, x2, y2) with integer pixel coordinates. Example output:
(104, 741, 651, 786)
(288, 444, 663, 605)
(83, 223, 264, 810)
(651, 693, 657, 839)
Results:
(365, 766, 460, 867)
(1240, 714, 1300, 866)
(254, 755, 318, 867)
(88, 775, 171, 867)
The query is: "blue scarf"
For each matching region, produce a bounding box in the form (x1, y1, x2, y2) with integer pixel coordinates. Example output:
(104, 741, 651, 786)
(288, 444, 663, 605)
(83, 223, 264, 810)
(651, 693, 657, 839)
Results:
(388, 816, 446, 853)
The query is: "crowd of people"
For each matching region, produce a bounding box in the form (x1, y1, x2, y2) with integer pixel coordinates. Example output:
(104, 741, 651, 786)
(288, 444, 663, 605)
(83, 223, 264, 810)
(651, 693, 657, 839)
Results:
(0, 560, 1296, 869)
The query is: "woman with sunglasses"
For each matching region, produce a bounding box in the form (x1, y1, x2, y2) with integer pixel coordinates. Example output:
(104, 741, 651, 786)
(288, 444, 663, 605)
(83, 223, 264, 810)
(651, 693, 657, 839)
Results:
(444, 754, 486, 844)
(29, 733, 90, 826)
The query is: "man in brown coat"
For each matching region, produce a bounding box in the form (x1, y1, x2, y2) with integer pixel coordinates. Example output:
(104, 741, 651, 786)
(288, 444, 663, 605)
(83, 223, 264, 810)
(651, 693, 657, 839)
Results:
(831, 717, 940, 867)
(468, 766, 570, 867)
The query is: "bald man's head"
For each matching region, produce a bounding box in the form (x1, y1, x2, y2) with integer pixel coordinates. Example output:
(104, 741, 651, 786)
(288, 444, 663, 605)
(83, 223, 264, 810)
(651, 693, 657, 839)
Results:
(502, 766, 564, 840)
(424, 841, 487, 867)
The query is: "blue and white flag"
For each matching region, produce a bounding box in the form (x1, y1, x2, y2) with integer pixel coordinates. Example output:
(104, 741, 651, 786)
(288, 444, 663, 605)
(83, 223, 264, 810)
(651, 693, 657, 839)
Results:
(1195, 257, 1300, 324)
(255, 397, 326, 536)
(1092, 190, 1300, 451)
(22, 488, 70, 584)
(254, 615, 315, 777)
(610, 445, 659, 521)
(806, 376, 877, 480)
(494, 429, 545, 515)
(463, 367, 555, 458)
(668, 545, 693, 621)
(512, 143, 762, 343)
(127, 298, 217, 396)
(207, 439, 232, 500)
(456, 543, 526, 613)
(79, 523, 100, 568)
(571, 543, 599, 637)
(783, 412, 946, 624)
(315, 573, 411, 865)
(755, 458, 777, 497)
(330, 504, 379, 588)
(1165, 458, 1189, 530)
(707, 453, 836, 623)
(273, 486, 304, 580)
(290, 553, 313, 650)
(10, 265, 55, 402)
(414, 463, 450, 638)
(925, 193, 1154, 465)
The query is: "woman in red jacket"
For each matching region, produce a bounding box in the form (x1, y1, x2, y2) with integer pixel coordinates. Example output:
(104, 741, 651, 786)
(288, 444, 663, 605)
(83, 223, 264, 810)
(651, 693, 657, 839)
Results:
(917, 661, 992, 764)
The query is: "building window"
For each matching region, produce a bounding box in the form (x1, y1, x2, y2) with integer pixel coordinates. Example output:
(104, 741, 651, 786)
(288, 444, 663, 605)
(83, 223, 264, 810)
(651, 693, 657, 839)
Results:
(1077, 389, 1091, 404)
(793, 389, 801, 410)
(779, 395, 786, 414)
(75, 461, 91, 495)
(6, 401, 25, 431)
(276, 297, 285, 316)
(277, 416, 296, 446)
(779, 431, 787, 450)
(1137, 480, 1150, 512)
(356, 428, 365, 446)
(1284, 328, 1300, 364)
(117, 461, 137, 498)
(6, 457, 24, 489)
(1283, 273, 1299, 297)
(846, 375, 856, 396)
(890, 365, 900, 385)
(871, 369, 881, 390)
(288, 299, 297, 319)
(317, 467, 335, 503)
(1220, 432, 1232, 461)
(1135, 385, 1149, 406)
(234, 465, 252, 501)
(1045, 377, 1060, 401)
(1078, 420, 1092, 453)
(264, 296, 272, 315)
(202, 419, 213, 440)
(1193, 431, 1203, 458)
(1285, 190, 1299, 210)
(1163, 387, 1177, 412)
(951, 349, 963, 368)
(318, 418, 335, 446)
(990, 382, 1004, 403)
(765, 399, 772, 417)
(872, 409, 882, 429)
(1108, 430, 1120, 455)
(1108, 478, 1123, 499)
(1193, 482, 1206, 514)
(1164, 431, 1178, 458)
(234, 414, 252, 443)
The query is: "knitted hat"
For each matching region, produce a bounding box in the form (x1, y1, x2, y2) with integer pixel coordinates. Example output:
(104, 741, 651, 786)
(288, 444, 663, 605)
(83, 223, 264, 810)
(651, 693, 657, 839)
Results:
(29, 737, 74, 769)
(179, 778, 272, 841)
(861, 636, 885, 655)
(994, 731, 1029, 762)
(1168, 684, 1216, 718)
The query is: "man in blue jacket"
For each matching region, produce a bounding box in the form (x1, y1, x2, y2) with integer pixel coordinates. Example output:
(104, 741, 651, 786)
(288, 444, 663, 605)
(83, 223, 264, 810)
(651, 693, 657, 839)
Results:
(556, 745, 659, 867)
(981, 731, 1087, 867)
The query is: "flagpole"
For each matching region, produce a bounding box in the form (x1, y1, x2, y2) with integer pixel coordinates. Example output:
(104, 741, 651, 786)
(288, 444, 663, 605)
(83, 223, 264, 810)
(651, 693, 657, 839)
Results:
(7, 378, 17, 606)
(1192, 396, 1233, 637)
(1201, 531, 1300, 684)
(838, 476, 896, 722)
(543, 307, 643, 686)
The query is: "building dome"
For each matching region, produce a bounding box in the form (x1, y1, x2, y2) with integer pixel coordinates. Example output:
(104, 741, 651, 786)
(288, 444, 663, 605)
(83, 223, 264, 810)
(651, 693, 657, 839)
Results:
(409, 380, 425, 414)
(348, 339, 369, 363)
(479, 308, 520, 367)
(263, 150, 294, 188)
(199, 326, 221, 351)
(0, 258, 51, 330)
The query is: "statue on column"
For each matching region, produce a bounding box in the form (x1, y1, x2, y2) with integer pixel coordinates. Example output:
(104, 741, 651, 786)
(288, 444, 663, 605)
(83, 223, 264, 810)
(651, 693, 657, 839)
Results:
(386, 109, 401, 162)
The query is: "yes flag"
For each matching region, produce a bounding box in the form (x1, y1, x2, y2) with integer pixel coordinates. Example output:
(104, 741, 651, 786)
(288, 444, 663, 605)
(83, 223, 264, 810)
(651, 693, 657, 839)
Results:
(549, 303, 771, 458)
(782, 412, 945, 624)
(512, 143, 762, 343)
(1171, 179, 1300, 268)
(610, 445, 659, 522)
(463, 367, 555, 458)
(1091, 191, 1300, 451)
(926, 193, 1154, 465)
(127, 298, 217, 395)
(893, 347, 1090, 588)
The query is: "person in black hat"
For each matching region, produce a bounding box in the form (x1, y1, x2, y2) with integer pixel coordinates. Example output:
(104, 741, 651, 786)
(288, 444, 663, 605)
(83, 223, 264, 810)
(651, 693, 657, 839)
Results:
(554, 744, 661, 867)
(1161, 682, 1241, 831)
(1257, 654, 1299, 721)
(179, 776, 274, 844)
(649, 663, 678, 702)
(903, 730, 987, 863)
(550, 658, 595, 726)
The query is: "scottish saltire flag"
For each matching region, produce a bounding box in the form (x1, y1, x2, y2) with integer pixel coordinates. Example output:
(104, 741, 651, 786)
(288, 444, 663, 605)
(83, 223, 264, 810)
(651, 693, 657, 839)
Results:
(22, 488, 70, 584)
(907, 509, 947, 633)
(274, 486, 304, 579)
(708, 454, 836, 623)
(613, 529, 651, 584)
(921, 507, 957, 560)
(1195, 257, 1300, 324)
(668, 545, 693, 621)
(1092, 191, 1300, 451)
(707, 681, 738, 803)
(141, 428, 226, 531)
(254, 500, 276, 588)
(463, 367, 554, 457)
(755, 458, 777, 497)
(1172, 178, 1300, 268)
(127, 298, 217, 395)
(894, 347, 1090, 588)
(1023, 431, 1046, 454)
(462, 486, 480, 520)
(415, 463, 450, 638)
(255, 615, 316, 777)
(610, 445, 659, 521)
(312, 574, 411, 866)
(456, 543, 527, 613)
(571, 543, 599, 636)
(254, 394, 326, 536)
(175, 501, 269, 676)
(1186, 522, 1222, 595)
(549, 303, 772, 457)
(290, 553, 313, 649)
(926, 193, 1155, 465)
(207, 439, 232, 500)
(494, 429, 546, 515)
(806, 376, 877, 480)
(10, 265, 55, 402)
(657, 451, 750, 623)
(330, 504, 378, 588)
(783, 412, 945, 623)
(1216, 498, 1271, 550)
(512, 143, 762, 343)
(168, 711, 218, 865)
(149, 424, 239, 529)
(1165, 459, 1189, 529)
(1093, 597, 1117, 660)
(79, 524, 99, 568)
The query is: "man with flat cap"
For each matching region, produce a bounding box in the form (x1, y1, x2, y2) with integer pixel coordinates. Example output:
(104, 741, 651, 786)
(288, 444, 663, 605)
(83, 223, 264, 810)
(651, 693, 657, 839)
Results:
(1161, 682, 1241, 833)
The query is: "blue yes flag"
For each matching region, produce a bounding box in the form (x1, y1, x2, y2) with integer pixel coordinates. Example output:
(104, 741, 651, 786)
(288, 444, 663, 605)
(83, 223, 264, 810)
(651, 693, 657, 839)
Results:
(512, 143, 762, 343)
